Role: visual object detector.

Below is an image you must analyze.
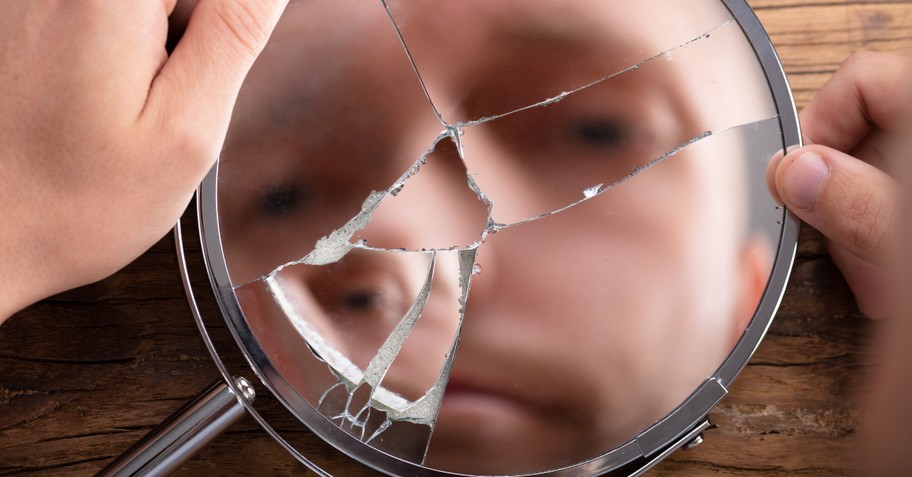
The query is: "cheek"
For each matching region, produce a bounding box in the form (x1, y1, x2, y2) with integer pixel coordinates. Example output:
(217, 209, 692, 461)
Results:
(576, 170, 736, 380)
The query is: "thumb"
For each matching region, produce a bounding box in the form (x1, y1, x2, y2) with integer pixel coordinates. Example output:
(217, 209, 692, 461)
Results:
(768, 145, 898, 266)
(144, 0, 288, 167)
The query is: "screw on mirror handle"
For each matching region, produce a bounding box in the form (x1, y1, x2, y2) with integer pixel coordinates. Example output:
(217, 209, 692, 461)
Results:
(96, 377, 255, 477)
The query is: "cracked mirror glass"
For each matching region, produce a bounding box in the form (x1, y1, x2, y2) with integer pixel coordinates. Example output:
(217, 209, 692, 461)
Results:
(215, 0, 787, 474)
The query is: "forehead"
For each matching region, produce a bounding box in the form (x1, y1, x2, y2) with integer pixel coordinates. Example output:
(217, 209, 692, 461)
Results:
(245, 0, 765, 120)
(266, 0, 733, 73)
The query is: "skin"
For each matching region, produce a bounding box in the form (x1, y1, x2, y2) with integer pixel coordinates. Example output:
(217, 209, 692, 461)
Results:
(766, 51, 912, 475)
(0, 0, 289, 322)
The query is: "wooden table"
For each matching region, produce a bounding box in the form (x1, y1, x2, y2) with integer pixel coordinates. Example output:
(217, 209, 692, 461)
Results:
(2, 1, 909, 475)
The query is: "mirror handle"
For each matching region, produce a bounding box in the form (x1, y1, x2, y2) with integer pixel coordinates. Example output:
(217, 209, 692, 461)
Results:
(96, 377, 255, 477)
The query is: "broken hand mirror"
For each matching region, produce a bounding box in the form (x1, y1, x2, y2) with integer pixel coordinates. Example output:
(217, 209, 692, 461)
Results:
(120, 0, 799, 475)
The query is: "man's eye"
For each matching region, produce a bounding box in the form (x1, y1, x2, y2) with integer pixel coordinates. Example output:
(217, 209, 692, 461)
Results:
(571, 118, 629, 148)
(342, 289, 380, 313)
(258, 182, 309, 218)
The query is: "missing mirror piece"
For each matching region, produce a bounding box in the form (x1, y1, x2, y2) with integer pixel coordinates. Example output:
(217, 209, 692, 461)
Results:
(216, 0, 783, 474)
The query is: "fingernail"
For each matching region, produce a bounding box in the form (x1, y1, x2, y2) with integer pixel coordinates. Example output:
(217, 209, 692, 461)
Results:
(782, 151, 829, 210)
(767, 145, 803, 206)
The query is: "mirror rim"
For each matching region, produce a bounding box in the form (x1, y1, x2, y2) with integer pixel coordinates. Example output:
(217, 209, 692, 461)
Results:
(178, 0, 801, 474)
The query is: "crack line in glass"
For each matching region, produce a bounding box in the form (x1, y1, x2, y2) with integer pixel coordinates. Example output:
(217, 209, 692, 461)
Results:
(453, 18, 734, 129)
(379, 0, 447, 127)
(246, 130, 451, 285)
(397, 249, 474, 426)
(303, 249, 476, 462)
(344, 116, 781, 247)
(490, 116, 781, 232)
(312, 252, 441, 442)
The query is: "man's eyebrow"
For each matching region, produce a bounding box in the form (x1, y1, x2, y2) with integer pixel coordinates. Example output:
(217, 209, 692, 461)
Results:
(258, 80, 329, 130)
(483, 4, 635, 50)
(492, 18, 607, 53)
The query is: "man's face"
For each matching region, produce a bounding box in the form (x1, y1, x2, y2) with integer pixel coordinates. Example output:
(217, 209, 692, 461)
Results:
(217, 0, 775, 474)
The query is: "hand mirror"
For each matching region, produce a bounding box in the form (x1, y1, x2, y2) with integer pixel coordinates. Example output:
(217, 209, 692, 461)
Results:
(104, 0, 799, 475)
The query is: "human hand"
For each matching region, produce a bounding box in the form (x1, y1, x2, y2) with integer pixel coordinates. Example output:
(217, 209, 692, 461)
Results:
(768, 50, 912, 475)
(0, 1, 288, 322)
(767, 51, 911, 319)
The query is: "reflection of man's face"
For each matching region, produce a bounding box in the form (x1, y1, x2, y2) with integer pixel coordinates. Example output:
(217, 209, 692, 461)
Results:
(218, 0, 773, 474)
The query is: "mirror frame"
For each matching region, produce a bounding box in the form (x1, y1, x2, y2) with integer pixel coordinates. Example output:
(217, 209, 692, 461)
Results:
(175, 0, 801, 475)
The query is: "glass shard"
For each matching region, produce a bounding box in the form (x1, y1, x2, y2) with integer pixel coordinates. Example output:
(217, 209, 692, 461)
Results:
(355, 134, 490, 252)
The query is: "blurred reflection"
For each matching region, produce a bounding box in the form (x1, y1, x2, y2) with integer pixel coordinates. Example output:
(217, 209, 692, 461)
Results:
(217, 0, 782, 474)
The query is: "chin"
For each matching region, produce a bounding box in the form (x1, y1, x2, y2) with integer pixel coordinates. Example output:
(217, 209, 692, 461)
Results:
(424, 393, 592, 474)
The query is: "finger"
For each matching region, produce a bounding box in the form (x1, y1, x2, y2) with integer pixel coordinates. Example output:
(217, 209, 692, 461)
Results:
(800, 51, 912, 152)
(827, 241, 892, 319)
(765, 146, 798, 206)
(773, 145, 898, 266)
(144, 0, 288, 172)
(849, 127, 897, 175)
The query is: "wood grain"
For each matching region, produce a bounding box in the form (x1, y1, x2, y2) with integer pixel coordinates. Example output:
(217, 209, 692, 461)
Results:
(1, 1, 909, 476)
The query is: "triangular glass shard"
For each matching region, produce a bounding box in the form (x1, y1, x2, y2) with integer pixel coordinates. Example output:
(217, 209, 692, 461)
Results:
(355, 135, 490, 252)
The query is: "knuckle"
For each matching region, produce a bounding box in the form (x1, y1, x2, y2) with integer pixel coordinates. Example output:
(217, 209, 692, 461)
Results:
(157, 120, 219, 178)
(838, 50, 895, 83)
(211, 0, 272, 59)
(843, 189, 893, 259)
(840, 50, 878, 71)
(173, 132, 217, 172)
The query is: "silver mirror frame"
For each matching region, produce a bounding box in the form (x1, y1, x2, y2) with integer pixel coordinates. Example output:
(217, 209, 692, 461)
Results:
(175, 1, 801, 475)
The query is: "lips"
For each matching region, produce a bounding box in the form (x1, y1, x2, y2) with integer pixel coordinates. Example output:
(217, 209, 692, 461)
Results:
(434, 370, 565, 427)
(425, 367, 593, 475)
(440, 376, 526, 410)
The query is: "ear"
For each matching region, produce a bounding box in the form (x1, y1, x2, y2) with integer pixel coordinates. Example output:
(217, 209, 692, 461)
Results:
(729, 236, 773, 347)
